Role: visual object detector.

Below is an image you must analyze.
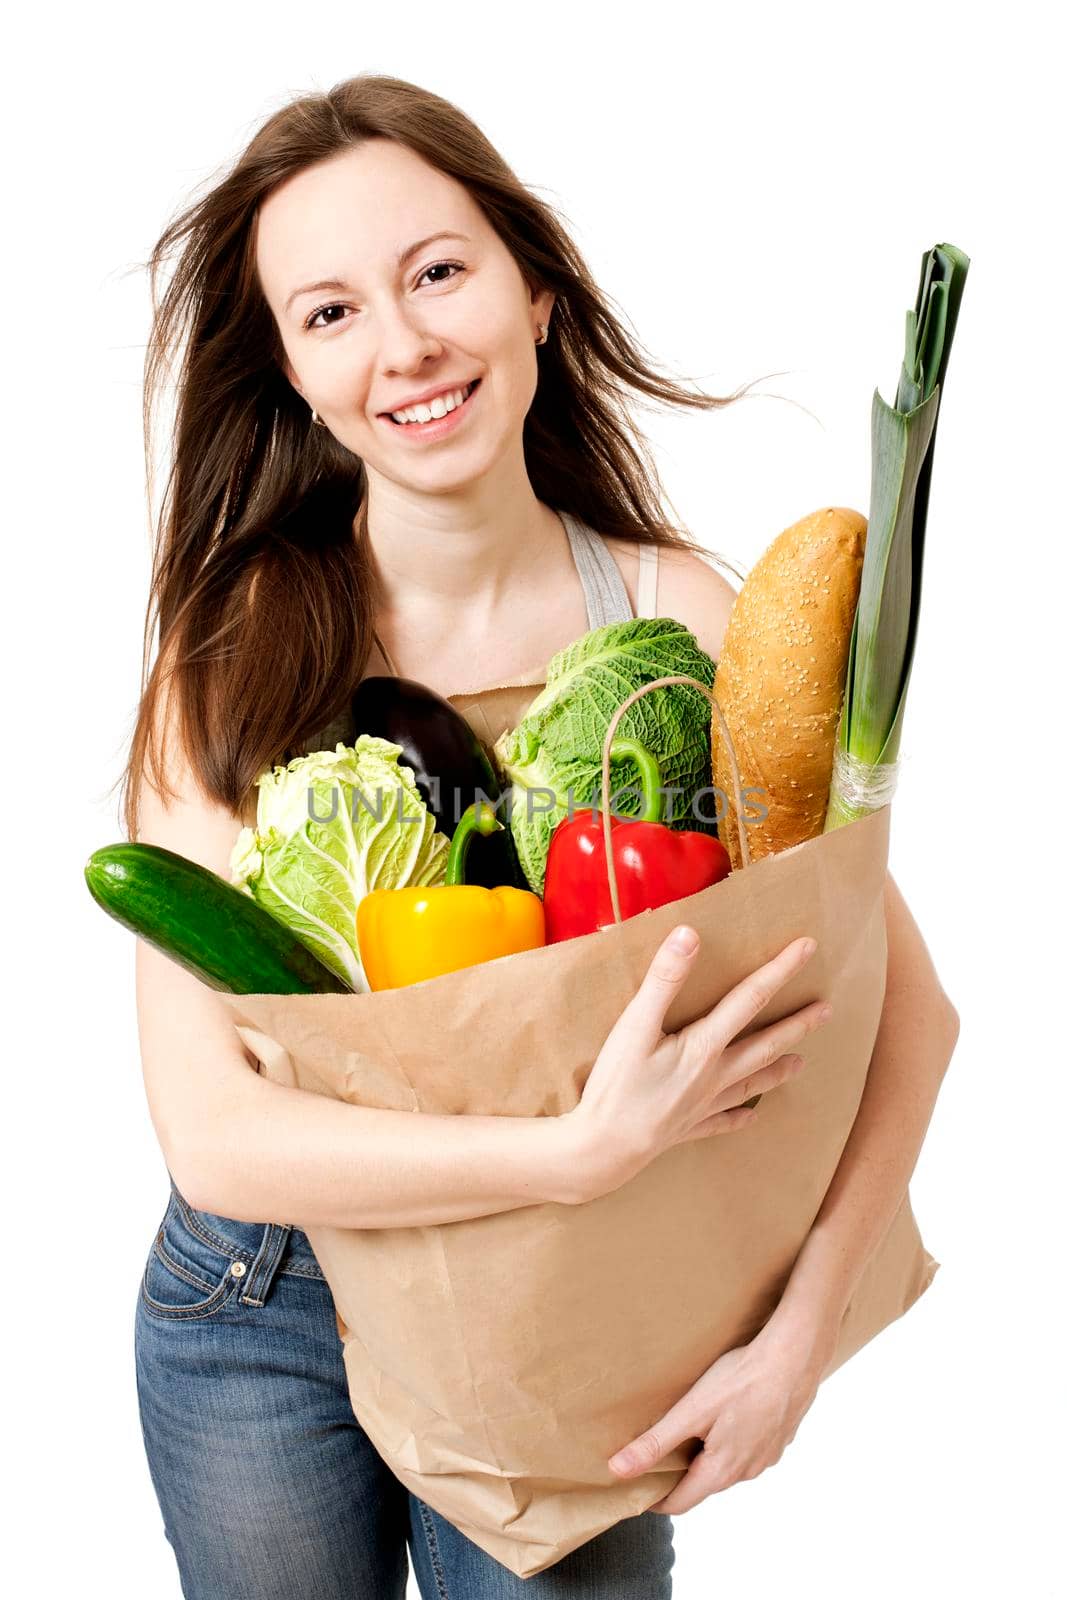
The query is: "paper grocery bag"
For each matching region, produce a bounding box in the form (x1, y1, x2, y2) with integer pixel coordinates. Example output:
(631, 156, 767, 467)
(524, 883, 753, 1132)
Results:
(218, 679, 939, 1579)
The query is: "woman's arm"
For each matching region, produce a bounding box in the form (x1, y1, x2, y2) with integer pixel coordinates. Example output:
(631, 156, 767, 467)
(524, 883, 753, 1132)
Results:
(607, 870, 960, 1506)
(770, 869, 960, 1355)
(647, 551, 959, 1348)
(133, 692, 587, 1229)
(138, 941, 586, 1228)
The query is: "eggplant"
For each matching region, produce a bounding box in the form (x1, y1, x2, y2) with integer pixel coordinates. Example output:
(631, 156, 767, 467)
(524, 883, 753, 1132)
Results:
(350, 676, 529, 891)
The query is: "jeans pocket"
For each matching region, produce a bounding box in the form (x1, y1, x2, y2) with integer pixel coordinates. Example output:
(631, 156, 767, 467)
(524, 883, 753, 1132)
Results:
(140, 1194, 248, 1323)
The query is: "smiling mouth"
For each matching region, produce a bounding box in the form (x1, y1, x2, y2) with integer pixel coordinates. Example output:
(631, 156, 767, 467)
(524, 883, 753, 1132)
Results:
(382, 379, 480, 427)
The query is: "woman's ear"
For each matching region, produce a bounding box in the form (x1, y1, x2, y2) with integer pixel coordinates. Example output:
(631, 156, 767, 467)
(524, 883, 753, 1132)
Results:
(281, 356, 304, 399)
(531, 285, 556, 328)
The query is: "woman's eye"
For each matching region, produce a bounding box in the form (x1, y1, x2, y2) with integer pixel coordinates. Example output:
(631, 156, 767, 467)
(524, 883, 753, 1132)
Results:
(418, 260, 465, 287)
(305, 303, 349, 331)
(304, 263, 465, 331)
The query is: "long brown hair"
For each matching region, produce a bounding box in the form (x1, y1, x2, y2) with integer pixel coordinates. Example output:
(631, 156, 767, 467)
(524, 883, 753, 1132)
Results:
(116, 73, 761, 840)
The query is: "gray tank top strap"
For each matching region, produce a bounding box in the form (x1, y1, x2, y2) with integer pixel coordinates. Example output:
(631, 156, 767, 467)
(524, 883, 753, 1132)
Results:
(559, 510, 634, 628)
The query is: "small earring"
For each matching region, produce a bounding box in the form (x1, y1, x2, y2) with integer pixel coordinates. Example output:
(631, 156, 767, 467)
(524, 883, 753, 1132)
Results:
(535, 322, 549, 346)
(310, 408, 326, 427)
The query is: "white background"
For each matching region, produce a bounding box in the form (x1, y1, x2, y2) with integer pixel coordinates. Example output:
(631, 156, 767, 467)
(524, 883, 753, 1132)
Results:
(6, 1, 1064, 1595)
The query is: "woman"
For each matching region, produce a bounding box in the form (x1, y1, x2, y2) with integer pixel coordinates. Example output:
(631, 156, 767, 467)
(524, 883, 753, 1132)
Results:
(122, 74, 959, 1599)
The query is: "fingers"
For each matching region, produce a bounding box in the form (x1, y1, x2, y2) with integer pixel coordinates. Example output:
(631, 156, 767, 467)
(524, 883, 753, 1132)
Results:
(617, 926, 701, 1054)
(721, 1047, 806, 1114)
(677, 1103, 761, 1143)
(608, 1382, 708, 1477)
(720, 997, 830, 1096)
(677, 1050, 806, 1144)
(685, 936, 818, 1061)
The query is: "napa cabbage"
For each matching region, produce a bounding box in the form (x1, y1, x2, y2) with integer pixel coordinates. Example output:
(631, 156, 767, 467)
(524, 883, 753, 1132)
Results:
(229, 737, 449, 993)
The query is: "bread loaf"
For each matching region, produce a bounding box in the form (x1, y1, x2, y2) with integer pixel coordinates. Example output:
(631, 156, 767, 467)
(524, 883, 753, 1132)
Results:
(712, 507, 867, 866)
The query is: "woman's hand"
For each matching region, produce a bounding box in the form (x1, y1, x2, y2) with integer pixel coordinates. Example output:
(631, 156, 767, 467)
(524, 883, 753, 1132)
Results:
(606, 1312, 839, 1513)
(568, 926, 831, 1198)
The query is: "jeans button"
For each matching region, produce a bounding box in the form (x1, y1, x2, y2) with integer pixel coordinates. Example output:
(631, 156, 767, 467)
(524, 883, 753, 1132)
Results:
(230, 1261, 247, 1278)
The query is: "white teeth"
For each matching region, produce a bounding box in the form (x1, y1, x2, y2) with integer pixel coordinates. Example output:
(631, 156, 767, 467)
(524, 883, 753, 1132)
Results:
(389, 383, 473, 425)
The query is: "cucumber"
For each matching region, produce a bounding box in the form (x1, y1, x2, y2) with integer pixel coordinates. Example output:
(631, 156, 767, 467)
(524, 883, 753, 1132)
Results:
(85, 842, 351, 995)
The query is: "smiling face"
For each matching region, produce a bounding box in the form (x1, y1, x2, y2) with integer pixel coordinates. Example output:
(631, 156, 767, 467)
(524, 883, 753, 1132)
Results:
(255, 139, 554, 497)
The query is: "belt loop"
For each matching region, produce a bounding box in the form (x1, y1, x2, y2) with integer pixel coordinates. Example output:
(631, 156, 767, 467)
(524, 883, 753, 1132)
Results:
(239, 1223, 292, 1307)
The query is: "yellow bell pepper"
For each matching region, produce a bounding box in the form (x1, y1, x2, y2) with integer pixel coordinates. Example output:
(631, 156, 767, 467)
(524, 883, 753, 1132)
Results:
(357, 802, 545, 991)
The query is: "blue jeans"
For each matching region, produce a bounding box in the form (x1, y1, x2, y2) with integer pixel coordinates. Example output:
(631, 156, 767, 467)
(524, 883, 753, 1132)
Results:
(135, 1180, 676, 1598)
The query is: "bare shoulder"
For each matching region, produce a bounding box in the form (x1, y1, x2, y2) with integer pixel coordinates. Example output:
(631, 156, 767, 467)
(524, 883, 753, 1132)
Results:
(656, 544, 739, 662)
(604, 537, 739, 663)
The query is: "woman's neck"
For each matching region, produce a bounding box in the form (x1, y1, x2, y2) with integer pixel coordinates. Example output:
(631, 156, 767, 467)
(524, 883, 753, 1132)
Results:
(358, 470, 585, 691)
(360, 460, 563, 621)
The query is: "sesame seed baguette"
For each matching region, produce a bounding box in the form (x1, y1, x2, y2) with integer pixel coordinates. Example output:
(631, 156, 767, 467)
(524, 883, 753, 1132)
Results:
(711, 506, 867, 866)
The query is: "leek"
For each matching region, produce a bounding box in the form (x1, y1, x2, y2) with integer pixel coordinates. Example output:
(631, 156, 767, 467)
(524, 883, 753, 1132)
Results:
(824, 242, 970, 831)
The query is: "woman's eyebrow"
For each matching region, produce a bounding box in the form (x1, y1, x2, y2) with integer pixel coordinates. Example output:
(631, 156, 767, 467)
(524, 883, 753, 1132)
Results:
(284, 231, 472, 313)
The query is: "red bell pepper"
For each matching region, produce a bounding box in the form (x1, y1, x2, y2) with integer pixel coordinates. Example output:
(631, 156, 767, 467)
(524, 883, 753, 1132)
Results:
(543, 738, 731, 943)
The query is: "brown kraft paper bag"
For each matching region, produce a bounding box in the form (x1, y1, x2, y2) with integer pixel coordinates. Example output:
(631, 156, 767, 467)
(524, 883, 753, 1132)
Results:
(218, 678, 939, 1580)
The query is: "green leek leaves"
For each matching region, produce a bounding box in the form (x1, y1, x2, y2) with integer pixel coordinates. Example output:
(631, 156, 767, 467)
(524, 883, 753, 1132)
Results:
(824, 242, 970, 830)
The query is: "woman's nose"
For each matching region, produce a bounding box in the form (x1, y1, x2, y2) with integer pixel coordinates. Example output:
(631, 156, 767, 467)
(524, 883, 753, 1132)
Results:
(376, 298, 444, 374)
